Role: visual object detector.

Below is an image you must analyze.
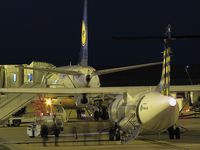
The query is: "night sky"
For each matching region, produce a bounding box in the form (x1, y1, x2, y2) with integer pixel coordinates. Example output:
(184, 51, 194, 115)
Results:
(0, 0, 200, 68)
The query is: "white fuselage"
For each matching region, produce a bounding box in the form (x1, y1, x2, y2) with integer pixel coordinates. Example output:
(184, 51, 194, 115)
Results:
(43, 65, 100, 88)
(109, 90, 179, 133)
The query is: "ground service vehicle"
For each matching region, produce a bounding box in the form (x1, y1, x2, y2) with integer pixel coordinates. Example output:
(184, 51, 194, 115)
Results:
(27, 115, 64, 138)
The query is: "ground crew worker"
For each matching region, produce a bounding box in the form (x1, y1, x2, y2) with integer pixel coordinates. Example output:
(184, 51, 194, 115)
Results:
(41, 124, 48, 146)
(54, 125, 60, 146)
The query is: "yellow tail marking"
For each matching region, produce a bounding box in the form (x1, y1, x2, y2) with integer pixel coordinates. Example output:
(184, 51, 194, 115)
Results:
(81, 21, 87, 46)
(160, 47, 171, 96)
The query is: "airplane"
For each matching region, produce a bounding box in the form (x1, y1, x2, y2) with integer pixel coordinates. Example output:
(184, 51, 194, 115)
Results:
(17, 0, 162, 107)
(0, 25, 181, 143)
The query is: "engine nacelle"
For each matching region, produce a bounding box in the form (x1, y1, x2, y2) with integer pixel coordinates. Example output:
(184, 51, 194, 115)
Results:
(137, 92, 179, 131)
(75, 94, 89, 108)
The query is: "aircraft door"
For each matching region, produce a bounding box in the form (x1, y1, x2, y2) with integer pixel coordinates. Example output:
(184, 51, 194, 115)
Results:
(0, 67, 5, 88)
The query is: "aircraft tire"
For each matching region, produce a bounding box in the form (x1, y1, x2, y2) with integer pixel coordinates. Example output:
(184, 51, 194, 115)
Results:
(94, 111, 99, 121)
(175, 127, 180, 139)
(167, 126, 174, 139)
(109, 129, 115, 141)
(101, 106, 109, 120)
(13, 119, 21, 127)
(115, 129, 121, 141)
(81, 94, 88, 104)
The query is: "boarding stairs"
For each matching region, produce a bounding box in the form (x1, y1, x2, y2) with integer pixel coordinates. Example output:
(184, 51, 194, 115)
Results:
(0, 83, 44, 124)
(119, 92, 145, 143)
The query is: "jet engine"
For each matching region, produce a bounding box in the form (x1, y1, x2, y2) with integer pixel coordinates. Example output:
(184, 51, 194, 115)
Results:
(137, 92, 179, 131)
(75, 94, 89, 107)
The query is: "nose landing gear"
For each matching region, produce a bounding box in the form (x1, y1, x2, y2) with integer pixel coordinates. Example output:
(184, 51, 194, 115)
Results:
(81, 94, 88, 104)
(167, 126, 180, 139)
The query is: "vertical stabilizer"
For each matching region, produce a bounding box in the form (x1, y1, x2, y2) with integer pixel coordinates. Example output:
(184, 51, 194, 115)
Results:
(158, 25, 172, 96)
(159, 47, 171, 96)
(79, 0, 88, 66)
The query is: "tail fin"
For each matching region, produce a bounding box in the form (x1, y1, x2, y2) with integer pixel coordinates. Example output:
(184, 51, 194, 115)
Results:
(158, 25, 172, 96)
(158, 47, 171, 96)
(79, 0, 88, 66)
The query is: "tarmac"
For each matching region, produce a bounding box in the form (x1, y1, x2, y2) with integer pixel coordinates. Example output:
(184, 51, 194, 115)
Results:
(0, 117, 200, 150)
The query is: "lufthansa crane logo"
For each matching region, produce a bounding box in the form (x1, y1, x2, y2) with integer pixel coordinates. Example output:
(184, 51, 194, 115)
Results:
(81, 21, 87, 46)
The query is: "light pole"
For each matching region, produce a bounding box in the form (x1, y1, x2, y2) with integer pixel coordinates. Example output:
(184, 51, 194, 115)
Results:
(185, 65, 193, 85)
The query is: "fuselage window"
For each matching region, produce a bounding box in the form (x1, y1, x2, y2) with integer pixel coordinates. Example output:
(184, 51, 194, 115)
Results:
(13, 73, 17, 82)
(28, 73, 33, 81)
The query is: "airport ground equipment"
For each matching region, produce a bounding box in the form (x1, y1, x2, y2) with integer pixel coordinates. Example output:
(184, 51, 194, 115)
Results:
(27, 115, 63, 138)
(0, 84, 43, 123)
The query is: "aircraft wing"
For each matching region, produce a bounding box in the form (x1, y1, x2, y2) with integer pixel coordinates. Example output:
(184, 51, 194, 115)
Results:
(170, 85, 200, 92)
(0, 85, 199, 95)
(16, 66, 83, 76)
(16, 62, 162, 77)
(0, 86, 153, 95)
(94, 62, 162, 75)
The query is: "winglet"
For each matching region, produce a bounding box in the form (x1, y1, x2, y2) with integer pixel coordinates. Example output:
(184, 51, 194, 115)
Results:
(79, 0, 88, 66)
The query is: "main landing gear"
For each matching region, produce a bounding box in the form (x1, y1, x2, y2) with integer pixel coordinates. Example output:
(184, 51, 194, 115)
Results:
(93, 106, 109, 121)
(93, 100, 109, 121)
(167, 126, 180, 139)
(109, 123, 121, 141)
